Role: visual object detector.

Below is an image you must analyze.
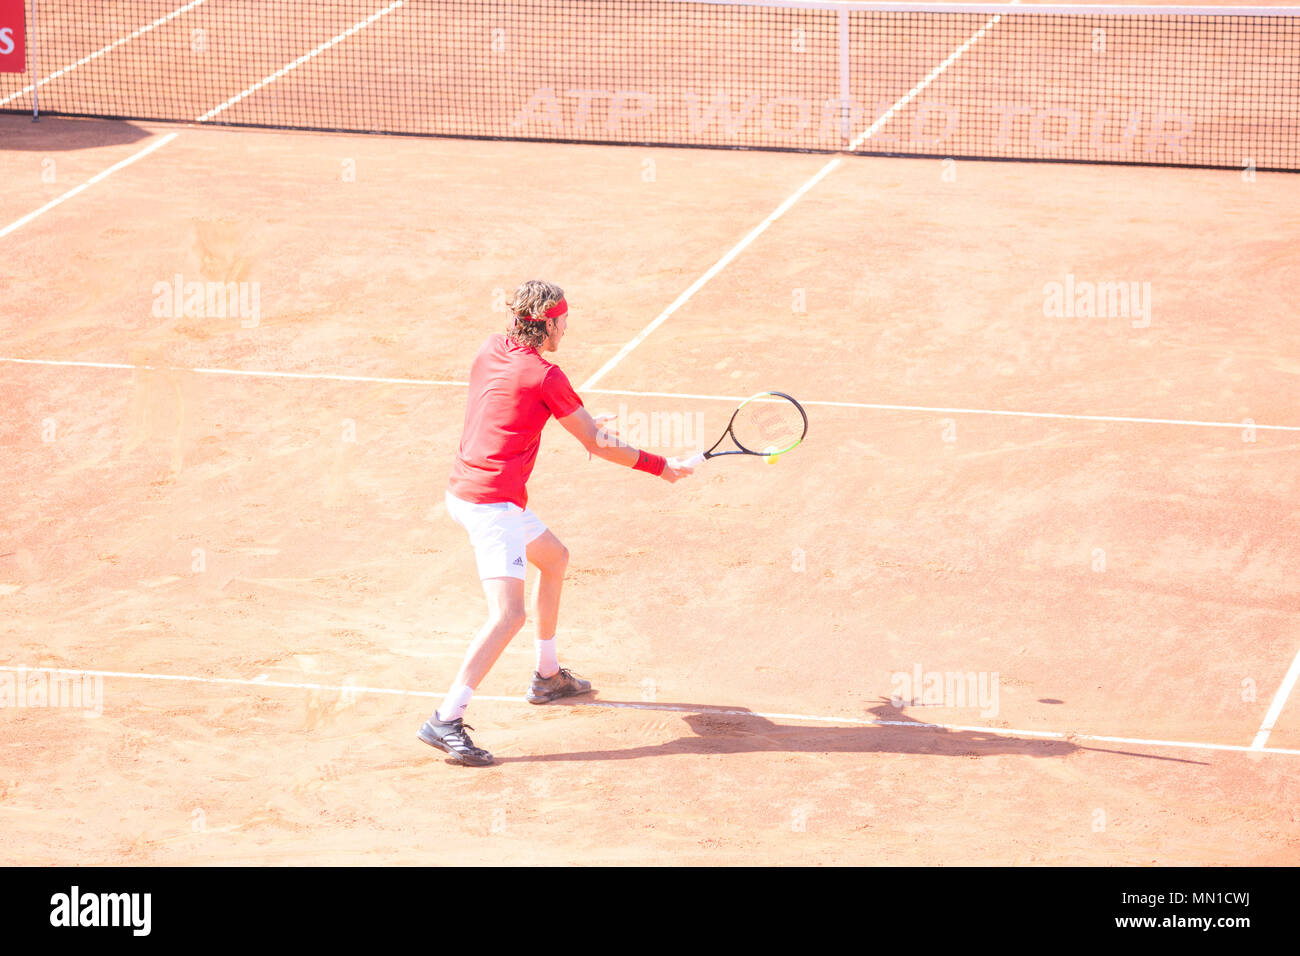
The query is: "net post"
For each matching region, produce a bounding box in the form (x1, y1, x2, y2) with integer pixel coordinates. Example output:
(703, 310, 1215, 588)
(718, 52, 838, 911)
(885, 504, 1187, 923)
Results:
(837, 7, 850, 146)
(28, 0, 37, 122)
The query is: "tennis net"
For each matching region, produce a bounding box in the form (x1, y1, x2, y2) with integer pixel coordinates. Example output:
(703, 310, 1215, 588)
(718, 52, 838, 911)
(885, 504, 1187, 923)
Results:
(1, 2, 1297, 171)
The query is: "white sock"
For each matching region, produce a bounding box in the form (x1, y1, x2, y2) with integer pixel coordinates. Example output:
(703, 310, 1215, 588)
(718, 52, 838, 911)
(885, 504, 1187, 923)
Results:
(535, 637, 559, 678)
(435, 683, 474, 723)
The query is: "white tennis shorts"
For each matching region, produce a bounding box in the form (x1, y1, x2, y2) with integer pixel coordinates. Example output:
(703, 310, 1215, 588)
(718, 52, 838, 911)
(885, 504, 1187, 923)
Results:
(445, 491, 547, 581)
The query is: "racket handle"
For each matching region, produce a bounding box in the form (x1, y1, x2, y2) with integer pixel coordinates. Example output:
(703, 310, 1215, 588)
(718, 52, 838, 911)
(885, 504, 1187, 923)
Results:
(680, 451, 706, 469)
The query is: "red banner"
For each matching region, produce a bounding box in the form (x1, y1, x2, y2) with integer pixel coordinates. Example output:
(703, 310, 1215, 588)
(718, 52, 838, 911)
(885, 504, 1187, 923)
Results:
(0, 0, 25, 73)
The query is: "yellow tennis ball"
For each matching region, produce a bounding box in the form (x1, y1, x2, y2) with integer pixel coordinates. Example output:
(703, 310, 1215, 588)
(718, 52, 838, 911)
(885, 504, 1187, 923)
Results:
(763, 446, 779, 464)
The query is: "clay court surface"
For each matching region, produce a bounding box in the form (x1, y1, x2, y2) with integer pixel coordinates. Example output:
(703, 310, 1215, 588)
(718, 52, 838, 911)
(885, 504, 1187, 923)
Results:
(3, 5, 1300, 866)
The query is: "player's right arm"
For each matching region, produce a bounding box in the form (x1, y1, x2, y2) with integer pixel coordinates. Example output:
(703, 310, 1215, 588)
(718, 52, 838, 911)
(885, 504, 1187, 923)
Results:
(556, 407, 693, 483)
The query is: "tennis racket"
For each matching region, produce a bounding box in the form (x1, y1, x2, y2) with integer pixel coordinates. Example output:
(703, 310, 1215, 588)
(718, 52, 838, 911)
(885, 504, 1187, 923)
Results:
(681, 391, 808, 468)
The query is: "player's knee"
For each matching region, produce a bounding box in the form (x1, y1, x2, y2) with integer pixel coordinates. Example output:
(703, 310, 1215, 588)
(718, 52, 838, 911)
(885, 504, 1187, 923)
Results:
(533, 538, 568, 575)
(495, 604, 527, 634)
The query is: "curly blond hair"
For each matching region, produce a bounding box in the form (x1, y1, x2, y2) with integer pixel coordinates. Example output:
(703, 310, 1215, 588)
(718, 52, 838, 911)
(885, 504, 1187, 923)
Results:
(506, 279, 564, 349)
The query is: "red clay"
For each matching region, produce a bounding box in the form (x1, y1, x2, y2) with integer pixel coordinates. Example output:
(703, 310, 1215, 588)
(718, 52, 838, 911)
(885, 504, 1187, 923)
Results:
(1, 118, 1297, 865)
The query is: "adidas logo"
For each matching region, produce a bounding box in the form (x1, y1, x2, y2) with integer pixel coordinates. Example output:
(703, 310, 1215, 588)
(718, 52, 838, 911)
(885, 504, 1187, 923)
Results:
(512, 556, 524, 566)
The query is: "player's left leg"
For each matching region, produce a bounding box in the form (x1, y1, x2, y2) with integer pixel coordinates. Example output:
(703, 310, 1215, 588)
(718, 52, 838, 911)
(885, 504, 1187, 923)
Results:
(526, 529, 568, 676)
(524, 528, 592, 703)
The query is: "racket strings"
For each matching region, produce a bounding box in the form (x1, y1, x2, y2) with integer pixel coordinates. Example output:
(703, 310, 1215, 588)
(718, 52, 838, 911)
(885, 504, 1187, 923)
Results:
(731, 398, 806, 454)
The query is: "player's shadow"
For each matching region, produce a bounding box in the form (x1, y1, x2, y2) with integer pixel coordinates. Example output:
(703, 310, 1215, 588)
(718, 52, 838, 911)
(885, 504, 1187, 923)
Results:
(496, 698, 1207, 765)
(0, 115, 155, 150)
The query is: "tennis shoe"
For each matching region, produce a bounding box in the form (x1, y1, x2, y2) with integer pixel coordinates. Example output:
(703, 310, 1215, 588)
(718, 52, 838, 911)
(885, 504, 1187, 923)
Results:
(527, 667, 593, 704)
(418, 716, 494, 766)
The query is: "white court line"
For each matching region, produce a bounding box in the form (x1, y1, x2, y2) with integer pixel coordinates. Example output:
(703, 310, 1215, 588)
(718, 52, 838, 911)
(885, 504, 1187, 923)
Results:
(577, 157, 843, 390)
(0, 133, 179, 240)
(0, 0, 210, 109)
(1251, 644, 1300, 749)
(192, 366, 465, 388)
(847, 10, 1005, 151)
(0, 357, 467, 388)
(3, 358, 1296, 433)
(588, 387, 1300, 432)
(195, 0, 406, 123)
(2, 665, 1297, 757)
(578, 11, 1004, 391)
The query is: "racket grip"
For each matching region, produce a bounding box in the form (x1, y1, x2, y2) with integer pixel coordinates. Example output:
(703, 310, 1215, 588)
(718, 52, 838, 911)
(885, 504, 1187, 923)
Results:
(680, 451, 706, 469)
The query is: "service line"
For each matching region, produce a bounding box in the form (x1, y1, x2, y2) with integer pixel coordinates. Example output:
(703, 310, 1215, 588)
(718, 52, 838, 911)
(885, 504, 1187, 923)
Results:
(2, 359, 1296, 433)
(1, 665, 1296, 758)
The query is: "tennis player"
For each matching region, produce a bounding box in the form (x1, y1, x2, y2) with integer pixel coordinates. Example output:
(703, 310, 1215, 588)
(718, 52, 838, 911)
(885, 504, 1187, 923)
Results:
(419, 279, 694, 766)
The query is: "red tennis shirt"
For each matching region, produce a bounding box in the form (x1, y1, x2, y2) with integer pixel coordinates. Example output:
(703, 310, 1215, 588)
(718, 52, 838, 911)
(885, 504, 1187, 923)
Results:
(447, 334, 584, 509)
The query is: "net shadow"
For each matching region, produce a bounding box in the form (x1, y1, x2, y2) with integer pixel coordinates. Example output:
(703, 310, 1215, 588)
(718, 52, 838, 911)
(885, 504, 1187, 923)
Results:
(0, 115, 154, 150)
